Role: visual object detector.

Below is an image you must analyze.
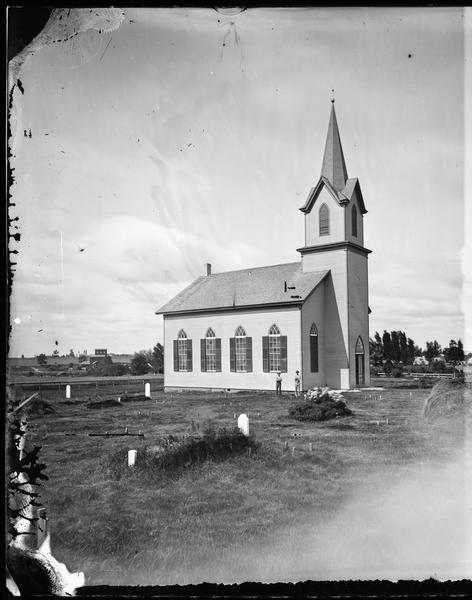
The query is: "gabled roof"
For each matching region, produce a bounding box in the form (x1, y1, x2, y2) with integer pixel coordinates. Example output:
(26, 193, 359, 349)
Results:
(321, 103, 348, 192)
(340, 177, 367, 214)
(300, 176, 367, 215)
(156, 262, 329, 315)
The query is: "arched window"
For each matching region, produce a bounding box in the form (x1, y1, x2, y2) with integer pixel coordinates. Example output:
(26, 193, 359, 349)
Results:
(355, 336, 365, 385)
(230, 326, 252, 373)
(263, 325, 287, 373)
(352, 204, 358, 237)
(176, 329, 190, 371)
(319, 203, 330, 236)
(355, 336, 364, 354)
(310, 323, 319, 373)
(205, 328, 217, 371)
(269, 324, 281, 371)
(235, 326, 247, 372)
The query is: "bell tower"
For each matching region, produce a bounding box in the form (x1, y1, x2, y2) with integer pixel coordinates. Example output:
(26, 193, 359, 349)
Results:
(298, 100, 371, 388)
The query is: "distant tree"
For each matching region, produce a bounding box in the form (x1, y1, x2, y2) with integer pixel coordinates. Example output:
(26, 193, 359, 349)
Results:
(36, 353, 47, 366)
(369, 332, 383, 366)
(406, 338, 416, 365)
(457, 339, 464, 362)
(78, 354, 87, 363)
(444, 339, 465, 365)
(52, 349, 59, 356)
(390, 331, 400, 362)
(68, 349, 75, 357)
(399, 331, 408, 364)
(85, 355, 127, 377)
(130, 352, 151, 376)
(152, 342, 164, 373)
(424, 340, 441, 362)
(382, 331, 392, 361)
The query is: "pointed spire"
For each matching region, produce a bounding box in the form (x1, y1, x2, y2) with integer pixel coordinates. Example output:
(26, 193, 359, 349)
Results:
(321, 100, 348, 192)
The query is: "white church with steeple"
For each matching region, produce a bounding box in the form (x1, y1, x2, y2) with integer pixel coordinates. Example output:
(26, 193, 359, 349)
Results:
(156, 102, 371, 391)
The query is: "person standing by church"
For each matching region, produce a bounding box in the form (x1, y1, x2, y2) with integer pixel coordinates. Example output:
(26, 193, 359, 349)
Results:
(275, 372, 282, 395)
(294, 370, 301, 397)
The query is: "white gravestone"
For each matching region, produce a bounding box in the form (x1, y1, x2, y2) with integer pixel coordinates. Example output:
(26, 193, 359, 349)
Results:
(145, 382, 151, 398)
(237, 413, 249, 437)
(128, 449, 137, 467)
(66, 385, 71, 399)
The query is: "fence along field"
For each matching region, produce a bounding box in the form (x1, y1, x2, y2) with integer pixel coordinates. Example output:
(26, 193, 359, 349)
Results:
(6, 374, 470, 587)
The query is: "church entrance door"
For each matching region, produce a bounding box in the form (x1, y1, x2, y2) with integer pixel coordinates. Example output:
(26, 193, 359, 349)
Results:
(355, 353, 364, 385)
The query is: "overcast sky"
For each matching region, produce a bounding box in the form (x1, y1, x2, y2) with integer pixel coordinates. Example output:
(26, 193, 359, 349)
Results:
(8, 6, 470, 357)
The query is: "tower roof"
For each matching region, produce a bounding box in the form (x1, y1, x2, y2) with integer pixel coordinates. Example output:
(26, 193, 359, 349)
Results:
(320, 102, 348, 192)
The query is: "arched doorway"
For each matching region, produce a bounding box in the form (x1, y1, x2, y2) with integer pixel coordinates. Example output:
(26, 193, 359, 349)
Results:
(355, 336, 365, 385)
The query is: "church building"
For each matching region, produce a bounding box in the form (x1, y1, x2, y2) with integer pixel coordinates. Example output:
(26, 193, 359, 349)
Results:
(156, 102, 371, 391)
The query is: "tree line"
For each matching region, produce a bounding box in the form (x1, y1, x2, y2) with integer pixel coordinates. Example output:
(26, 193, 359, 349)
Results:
(370, 330, 465, 367)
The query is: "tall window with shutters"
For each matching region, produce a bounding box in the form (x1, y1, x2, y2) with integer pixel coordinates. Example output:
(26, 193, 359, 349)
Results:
(235, 326, 246, 372)
(200, 328, 221, 372)
(230, 326, 252, 372)
(352, 204, 358, 237)
(319, 203, 329, 236)
(262, 325, 287, 373)
(173, 329, 193, 372)
(310, 322, 319, 373)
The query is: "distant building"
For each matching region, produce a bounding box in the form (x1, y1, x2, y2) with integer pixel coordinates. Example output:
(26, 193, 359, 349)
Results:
(108, 354, 133, 365)
(413, 356, 428, 366)
(157, 102, 371, 391)
(94, 349, 108, 356)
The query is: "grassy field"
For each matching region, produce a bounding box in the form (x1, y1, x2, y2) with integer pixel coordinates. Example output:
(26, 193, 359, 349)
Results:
(9, 378, 467, 585)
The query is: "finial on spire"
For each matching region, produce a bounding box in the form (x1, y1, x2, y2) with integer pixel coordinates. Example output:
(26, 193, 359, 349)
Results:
(331, 89, 335, 104)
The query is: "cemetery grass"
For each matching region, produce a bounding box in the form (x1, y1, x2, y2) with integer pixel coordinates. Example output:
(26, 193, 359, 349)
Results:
(18, 378, 461, 586)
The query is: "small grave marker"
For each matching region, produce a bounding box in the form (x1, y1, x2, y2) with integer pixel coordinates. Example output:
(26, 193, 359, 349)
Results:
(145, 382, 151, 398)
(237, 413, 249, 436)
(66, 385, 71, 399)
(128, 450, 137, 467)
(309, 442, 313, 453)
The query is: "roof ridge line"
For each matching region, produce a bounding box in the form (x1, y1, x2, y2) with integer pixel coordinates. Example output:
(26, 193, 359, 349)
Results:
(204, 260, 302, 276)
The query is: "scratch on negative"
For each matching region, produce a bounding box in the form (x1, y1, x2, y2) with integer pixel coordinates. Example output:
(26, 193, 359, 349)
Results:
(100, 37, 113, 61)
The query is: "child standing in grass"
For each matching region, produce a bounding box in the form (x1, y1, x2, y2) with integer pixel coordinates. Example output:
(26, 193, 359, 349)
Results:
(275, 372, 282, 395)
(294, 370, 301, 397)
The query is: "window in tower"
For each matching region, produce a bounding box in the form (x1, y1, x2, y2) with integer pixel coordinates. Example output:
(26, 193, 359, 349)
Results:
(319, 203, 330, 236)
(352, 204, 358, 237)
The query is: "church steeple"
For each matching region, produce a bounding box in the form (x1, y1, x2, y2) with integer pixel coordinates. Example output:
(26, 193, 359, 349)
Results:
(320, 101, 348, 192)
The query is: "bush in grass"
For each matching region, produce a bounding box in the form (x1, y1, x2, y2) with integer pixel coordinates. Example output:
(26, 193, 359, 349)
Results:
(289, 387, 352, 422)
(86, 398, 123, 409)
(118, 393, 149, 403)
(104, 427, 259, 481)
(23, 398, 56, 416)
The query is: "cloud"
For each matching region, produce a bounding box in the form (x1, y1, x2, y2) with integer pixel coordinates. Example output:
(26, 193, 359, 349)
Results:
(9, 215, 262, 355)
